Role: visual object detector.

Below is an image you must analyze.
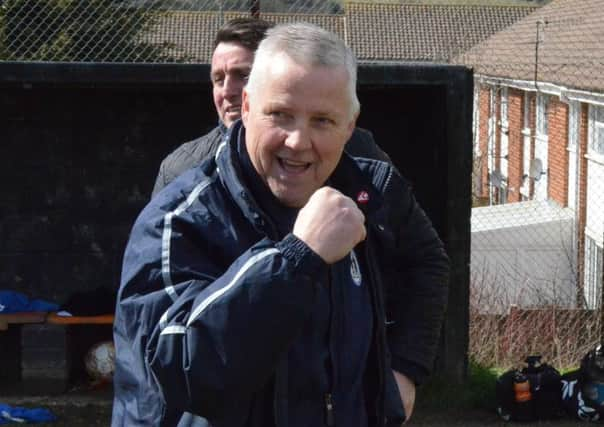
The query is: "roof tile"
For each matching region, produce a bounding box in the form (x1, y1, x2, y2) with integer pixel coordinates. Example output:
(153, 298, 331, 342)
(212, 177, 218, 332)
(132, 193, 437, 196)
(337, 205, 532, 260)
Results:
(145, 2, 537, 65)
(457, 0, 604, 91)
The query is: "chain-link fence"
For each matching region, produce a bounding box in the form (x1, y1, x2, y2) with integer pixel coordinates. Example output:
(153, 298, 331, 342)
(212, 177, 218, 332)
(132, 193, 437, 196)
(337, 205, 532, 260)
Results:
(1, 0, 603, 370)
(454, 0, 604, 369)
(0, 0, 343, 62)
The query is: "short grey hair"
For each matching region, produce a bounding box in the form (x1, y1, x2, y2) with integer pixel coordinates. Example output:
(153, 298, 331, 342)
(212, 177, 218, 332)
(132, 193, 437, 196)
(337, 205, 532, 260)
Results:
(246, 22, 360, 117)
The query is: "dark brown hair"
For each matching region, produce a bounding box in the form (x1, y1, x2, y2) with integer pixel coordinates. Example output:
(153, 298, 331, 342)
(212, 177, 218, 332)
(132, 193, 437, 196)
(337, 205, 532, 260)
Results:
(213, 18, 274, 51)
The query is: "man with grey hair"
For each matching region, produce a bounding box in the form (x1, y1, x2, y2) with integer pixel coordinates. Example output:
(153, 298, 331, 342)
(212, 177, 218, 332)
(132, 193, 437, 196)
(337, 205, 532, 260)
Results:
(151, 17, 389, 198)
(113, 22, 449, 427)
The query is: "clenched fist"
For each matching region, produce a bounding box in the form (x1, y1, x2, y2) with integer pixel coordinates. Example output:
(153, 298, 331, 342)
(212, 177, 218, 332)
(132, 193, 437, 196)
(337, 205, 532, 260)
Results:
(293, 187, 366, 264)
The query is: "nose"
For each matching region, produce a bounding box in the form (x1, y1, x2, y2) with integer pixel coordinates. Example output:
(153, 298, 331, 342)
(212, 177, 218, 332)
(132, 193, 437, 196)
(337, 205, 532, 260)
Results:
(284, 125, 312, 151)
(223, 75, 243, 100)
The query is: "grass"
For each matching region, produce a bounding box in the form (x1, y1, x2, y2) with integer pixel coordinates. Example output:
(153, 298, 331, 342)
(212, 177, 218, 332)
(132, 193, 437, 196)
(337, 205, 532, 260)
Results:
(417, 359, 500, 412)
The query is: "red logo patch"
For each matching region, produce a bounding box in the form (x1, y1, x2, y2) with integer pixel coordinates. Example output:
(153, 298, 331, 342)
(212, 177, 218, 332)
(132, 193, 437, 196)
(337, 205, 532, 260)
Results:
(356, 191, 369, 204)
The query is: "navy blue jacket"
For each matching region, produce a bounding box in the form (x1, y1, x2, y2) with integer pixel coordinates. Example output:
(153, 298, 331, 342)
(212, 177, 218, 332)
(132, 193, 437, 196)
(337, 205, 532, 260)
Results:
(112, 122, 449, 426)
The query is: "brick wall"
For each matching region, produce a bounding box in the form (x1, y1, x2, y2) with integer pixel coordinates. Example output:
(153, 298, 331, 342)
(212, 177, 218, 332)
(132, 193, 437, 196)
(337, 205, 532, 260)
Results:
(547, 98, 569, 206)
(506, 89, 524, 203)
(474, 87, 577, 206)
(477, 85, 491, 200)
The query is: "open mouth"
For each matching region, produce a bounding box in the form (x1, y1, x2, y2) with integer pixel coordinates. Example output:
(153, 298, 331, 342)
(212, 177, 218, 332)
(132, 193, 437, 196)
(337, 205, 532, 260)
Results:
(278, 157, 311, 174)
(225, 106, 241, 115)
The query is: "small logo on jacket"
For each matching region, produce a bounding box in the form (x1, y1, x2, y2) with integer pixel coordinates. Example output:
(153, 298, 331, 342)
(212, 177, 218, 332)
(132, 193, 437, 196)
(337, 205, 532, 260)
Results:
(356, 191, 369, 204)
(350, 250, 362, 286)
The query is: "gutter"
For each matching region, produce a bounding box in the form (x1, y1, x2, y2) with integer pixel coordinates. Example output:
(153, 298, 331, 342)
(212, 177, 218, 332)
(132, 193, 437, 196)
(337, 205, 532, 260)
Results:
(475, 74, 604, 107)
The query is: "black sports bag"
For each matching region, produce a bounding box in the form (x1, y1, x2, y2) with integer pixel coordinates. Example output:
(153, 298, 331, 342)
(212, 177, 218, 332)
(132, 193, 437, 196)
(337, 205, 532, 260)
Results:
(496, 355, 563, 422)
(561, 345, 604, 422)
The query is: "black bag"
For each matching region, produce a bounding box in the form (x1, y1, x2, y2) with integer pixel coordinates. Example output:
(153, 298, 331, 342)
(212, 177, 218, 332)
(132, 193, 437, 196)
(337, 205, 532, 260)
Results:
(496, 355, 563, 422)
(561, 345, 604, 421)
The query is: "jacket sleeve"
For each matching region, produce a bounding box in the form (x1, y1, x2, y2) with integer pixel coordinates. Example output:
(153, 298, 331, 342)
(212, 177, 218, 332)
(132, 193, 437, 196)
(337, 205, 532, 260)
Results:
(151, 133, 217, 198)
(151, 160, 168, 197)
(381, 168, 450, 385)
(117, 204, 326, 420)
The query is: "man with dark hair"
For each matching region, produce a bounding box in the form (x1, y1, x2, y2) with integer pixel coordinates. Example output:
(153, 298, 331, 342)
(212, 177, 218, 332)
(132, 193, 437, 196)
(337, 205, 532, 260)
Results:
(151, 18, 389, 197)
(114, 22, 449, 427)
(212, 17, 270, 51)
(152, 18, 272, 196)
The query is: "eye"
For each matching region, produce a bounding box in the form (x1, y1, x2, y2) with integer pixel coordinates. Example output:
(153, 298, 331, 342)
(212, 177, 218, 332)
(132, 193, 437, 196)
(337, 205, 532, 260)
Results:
(313, 116, 336, 127)
(234, 70, 250, 82)
(211, 74, 224, 86)
(269, 111, 288, 120)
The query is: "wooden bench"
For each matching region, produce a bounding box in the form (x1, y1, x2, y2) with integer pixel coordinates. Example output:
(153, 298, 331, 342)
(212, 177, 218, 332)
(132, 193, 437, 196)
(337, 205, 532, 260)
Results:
(0, 312, 48, 331)
(0, 312, 114, 330)
(0, 312, 114, 393)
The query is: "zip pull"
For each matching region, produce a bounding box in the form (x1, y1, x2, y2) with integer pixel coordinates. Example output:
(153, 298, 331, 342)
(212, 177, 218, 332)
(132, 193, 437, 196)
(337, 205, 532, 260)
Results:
(325, 393, 335, 426)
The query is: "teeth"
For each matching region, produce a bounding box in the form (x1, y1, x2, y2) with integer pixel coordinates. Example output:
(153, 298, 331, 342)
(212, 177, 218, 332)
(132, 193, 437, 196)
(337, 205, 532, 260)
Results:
(283, 159, 306, 166)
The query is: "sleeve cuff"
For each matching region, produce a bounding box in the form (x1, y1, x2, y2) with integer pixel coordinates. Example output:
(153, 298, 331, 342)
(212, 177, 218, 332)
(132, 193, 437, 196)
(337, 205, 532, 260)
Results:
(391, 356, 429, 386)
(275, 233, 327, 277)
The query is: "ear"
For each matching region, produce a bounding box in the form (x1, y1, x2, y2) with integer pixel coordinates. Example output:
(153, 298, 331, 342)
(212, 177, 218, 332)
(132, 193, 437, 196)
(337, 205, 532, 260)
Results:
(241, 87, 250, 127)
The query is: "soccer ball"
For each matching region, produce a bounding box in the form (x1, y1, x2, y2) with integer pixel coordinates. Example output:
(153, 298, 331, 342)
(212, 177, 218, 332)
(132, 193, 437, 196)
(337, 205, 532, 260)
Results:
(84, 341, 116, 382)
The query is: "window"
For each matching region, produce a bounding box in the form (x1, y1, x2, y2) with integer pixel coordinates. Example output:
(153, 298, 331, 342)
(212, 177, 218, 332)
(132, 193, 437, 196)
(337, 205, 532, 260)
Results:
(487, 87, 496, 204)
(589, 105, 604, 156)
(537, 94, 549, 137)
(567, 102, 579, 210)
(500, 88, 509, 179)
(500, 87, 509, 128)
(520, 92, 532, 198)
(534, 94, 549, 201)
(584, 235, 603, 309)
(473, 87, 480, 155)
(498, 184, 508, 205)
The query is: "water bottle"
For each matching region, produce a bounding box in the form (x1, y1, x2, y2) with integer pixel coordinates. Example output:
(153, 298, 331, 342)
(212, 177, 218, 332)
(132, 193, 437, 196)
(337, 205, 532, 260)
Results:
(513, 371, 532, 403)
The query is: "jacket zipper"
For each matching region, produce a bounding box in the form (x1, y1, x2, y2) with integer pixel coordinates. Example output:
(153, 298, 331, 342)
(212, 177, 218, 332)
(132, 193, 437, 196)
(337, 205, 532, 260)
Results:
(325, 268, 337, 426)
(364, 231, 387, 426)
(325, 393, 335, 426)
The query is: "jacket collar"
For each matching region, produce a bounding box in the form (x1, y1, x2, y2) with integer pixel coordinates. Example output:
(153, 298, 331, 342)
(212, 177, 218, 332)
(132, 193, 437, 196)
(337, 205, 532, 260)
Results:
(216, 120, 384, 237)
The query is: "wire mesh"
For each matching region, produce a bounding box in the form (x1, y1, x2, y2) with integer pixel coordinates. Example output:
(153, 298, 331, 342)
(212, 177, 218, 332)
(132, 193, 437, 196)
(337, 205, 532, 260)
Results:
(0, 0, 343, 62)
(1, 0, 603, 369)
(461, 0, 604, 368)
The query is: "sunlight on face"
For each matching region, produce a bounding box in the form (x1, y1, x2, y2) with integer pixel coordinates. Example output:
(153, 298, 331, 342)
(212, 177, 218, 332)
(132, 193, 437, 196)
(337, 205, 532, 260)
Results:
(211, 42, 254, 127)
(241, 53, 357, 208)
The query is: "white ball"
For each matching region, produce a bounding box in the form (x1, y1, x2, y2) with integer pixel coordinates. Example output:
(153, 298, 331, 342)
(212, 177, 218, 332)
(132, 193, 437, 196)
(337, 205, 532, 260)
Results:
(85, 341, 116, 382)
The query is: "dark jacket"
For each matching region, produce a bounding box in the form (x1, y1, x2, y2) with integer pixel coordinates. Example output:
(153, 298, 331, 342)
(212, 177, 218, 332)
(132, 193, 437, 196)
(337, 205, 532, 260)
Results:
(151, 125, 390, 197)
(113, 123, 449, 427)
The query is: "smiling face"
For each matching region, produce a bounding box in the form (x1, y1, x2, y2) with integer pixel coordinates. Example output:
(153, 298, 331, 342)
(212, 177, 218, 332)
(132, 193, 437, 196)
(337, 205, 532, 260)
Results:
(211, 42, 255, 127)
(241, 53, 357, 208)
